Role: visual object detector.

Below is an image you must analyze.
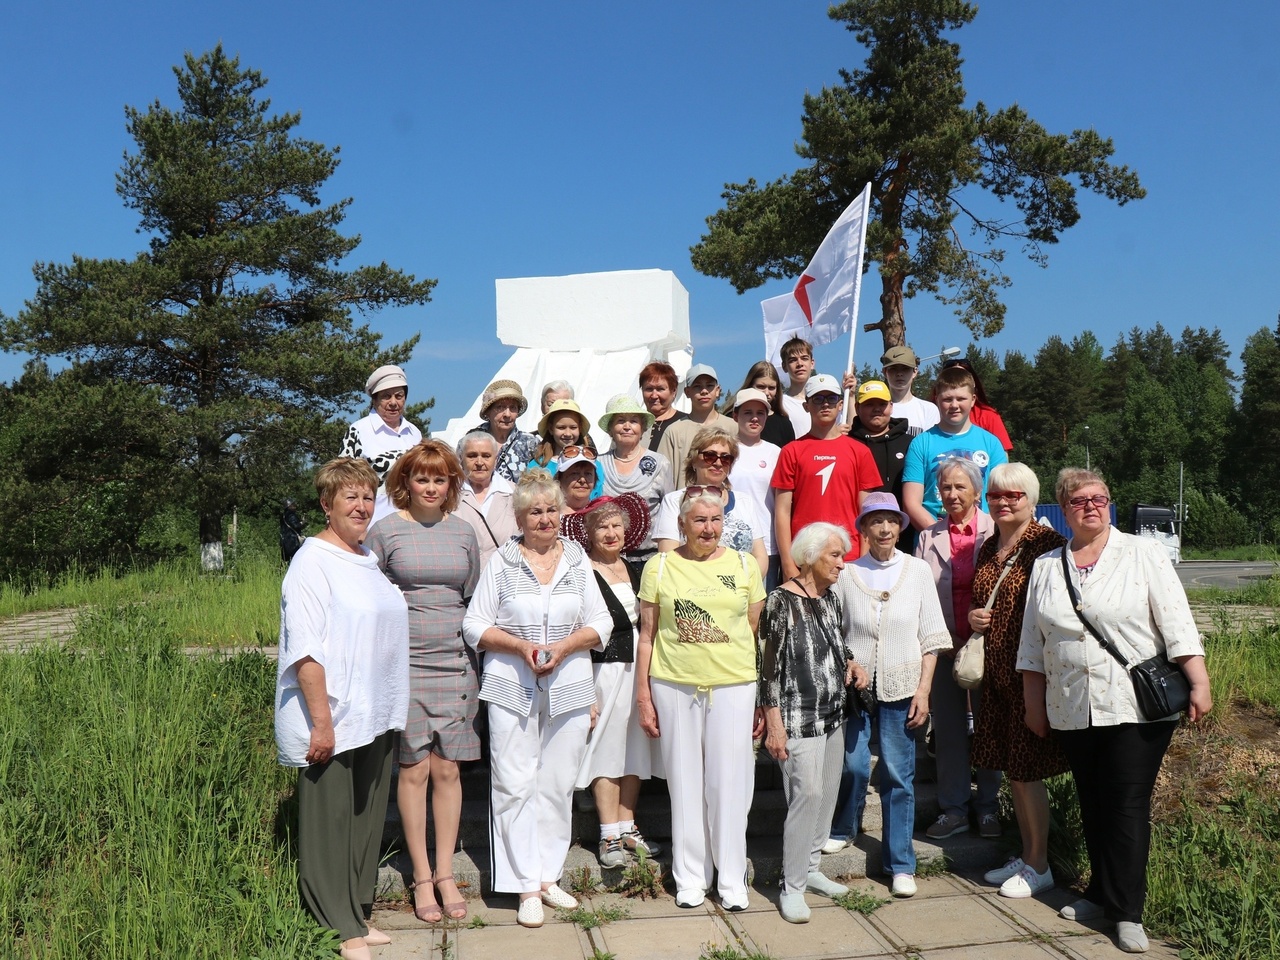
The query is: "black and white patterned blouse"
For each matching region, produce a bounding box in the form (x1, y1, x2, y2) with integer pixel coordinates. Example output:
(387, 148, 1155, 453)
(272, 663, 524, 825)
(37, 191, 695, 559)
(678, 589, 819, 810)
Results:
(468, 422, 539, 484)
(758, 587, 851, 739)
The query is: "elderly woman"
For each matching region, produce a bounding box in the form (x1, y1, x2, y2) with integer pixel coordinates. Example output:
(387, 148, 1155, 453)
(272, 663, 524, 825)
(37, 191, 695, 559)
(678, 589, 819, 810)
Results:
(365, 441, 480, 924)
(557, 447, 600, 517)
(455, 430, 518, 569)
(966, 462, 1069, 900)
(829, 492, 950, 899)
(340, 364, 423, 526)
(461, 470, 612, 929)
(597, 394, 673, 559)
(1020, 469, 1211, 953)
(638, 361, 688, 450)
(759, 522, 870, 923)
(734, 360, 796, 448)
(636, 491, 766, 910)
(540, 379, 574, 415)
(473, 379, 538, 483)
(914, 457, 1002, 841)
(651, 426, 768, 576)
(275, 458, 408, 960)
(562, 496, 664, 868)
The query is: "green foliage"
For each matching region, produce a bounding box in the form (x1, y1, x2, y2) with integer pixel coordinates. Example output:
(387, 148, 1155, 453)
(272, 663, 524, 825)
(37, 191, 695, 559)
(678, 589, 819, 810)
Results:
(560, 902, 630, 929)
(0, 46, 432, 551)
(613, 848, 665, 899)
(690, 0, 1144, 347)
(0, 610, 335, 957)
(833, 888, 888, 915)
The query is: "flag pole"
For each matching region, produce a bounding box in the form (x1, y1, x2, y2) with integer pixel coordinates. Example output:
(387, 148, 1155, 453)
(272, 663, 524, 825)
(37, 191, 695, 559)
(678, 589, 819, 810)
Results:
(843, 182, 873, 424)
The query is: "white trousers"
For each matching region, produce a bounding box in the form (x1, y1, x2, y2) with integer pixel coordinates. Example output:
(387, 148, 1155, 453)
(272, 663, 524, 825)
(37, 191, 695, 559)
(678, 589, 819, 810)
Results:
(651, 679, 756, 901)
(487, 691, 591, 894)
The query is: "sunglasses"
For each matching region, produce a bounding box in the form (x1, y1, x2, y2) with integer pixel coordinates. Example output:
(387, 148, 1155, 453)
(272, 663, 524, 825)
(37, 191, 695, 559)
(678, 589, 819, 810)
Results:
(807, 394, 841, 407)
(560, 445, 597, 460)
(682, 485, 725, 499)
(699, 451, 735, 467)
(986, 490, 1026, 504)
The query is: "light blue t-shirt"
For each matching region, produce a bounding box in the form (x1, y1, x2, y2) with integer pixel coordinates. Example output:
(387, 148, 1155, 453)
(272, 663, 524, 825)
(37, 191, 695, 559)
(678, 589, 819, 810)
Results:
(902, 424, 1009, 519)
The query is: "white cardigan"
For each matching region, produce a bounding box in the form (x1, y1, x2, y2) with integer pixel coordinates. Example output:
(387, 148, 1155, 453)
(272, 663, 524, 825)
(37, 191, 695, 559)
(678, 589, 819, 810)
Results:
(463, 536, 611, 717)
(834, 553, 952, 703)
(1017, 528, 1204, 730)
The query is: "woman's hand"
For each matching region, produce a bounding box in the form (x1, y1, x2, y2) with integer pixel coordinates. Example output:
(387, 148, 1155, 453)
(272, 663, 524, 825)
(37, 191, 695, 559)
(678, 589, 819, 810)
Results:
(589, 702, 599, 730)
(528, 642, 566, 676)
(845, 659, 870, 690)
(752, 706, 766, 741)
(637, 691, 660, 739)
(968, 608, 992, 634)
(1178, 656, 1213, 723)
(764, 720, 788, 762)
(306, 722, 335, 765)
(1023, 699, 1051, 739)
(906, 686, 930, 730)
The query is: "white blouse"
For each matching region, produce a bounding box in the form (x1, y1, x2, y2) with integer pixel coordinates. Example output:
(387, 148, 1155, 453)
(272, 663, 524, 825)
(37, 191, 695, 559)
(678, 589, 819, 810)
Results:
(1017, 528, 1204, 730)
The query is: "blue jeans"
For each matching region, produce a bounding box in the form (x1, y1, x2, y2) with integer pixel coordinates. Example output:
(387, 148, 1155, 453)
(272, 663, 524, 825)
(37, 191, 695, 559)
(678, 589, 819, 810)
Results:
(829, 699, 917, 875)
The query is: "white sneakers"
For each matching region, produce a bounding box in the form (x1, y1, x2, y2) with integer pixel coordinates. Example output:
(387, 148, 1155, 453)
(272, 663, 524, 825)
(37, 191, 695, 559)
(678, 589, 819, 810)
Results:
(998, 863, 1054, 899)
(516, 897, 544, 928)
(1117, 921, 1149, 953)
(983, 856, 1025, 885)
(540, 883, 579, 910)
(821, 837, 849, 854)
(891, 873, 917, 898)
(805, 872, 850, 899)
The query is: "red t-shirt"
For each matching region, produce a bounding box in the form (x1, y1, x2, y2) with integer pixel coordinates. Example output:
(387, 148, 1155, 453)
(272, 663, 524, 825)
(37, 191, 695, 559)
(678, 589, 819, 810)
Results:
(771, 434, 881, 557)
(970, 404, 1013, 452)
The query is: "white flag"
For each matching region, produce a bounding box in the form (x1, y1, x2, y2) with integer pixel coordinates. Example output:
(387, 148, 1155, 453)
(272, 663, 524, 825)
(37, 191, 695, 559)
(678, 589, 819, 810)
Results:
(763, 182, 872, 367)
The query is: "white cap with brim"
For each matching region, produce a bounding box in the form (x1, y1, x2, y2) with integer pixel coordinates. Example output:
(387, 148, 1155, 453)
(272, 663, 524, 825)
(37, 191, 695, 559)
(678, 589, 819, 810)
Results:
(804, 373, 843, 398)
(366, 364, 408, 396)
(684, 363, 719, 387)
(733, 387, 771, 411)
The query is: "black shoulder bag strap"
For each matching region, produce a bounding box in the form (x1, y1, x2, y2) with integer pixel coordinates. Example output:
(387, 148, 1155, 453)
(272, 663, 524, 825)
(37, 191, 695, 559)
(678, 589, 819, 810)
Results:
(461, 499, 500, 548)
(1059, 548, 1132, 670)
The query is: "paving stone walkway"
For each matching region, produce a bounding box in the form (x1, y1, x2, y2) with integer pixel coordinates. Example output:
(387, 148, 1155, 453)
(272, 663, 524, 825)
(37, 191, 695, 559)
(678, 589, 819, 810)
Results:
(366, 869, 1178, 959)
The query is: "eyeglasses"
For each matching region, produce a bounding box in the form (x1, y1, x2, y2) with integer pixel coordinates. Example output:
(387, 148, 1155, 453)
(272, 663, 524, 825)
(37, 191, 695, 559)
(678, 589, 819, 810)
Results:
(986, 490, 1026, 505)
(1068, 494, 1111, 509)
(807, 394, 841, 407)
(683, 485, 725, 499)
(560, 445, 597, 460)
(699, 451, 735, 467)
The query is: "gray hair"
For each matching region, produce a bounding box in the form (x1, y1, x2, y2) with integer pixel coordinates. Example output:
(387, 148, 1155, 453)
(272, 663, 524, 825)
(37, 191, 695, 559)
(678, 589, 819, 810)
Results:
(935, 456, 984, 498)
(790, 522, 852, 568)
(584, 500, 630, 537)
(989, 462, 1041, 506)
(541, 380, 574, 402)
(512, 468, 565, 518)
(456, 429, 499, 461)
(677, 491, 724, 527)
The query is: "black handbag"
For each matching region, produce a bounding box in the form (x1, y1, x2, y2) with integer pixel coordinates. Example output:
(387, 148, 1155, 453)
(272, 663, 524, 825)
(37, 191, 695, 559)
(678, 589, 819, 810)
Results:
(1059, 550, 1190, 720)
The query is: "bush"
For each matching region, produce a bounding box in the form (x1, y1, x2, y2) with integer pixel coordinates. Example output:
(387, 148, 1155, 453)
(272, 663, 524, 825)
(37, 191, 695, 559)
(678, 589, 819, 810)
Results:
(1183, 489, 1253, 550)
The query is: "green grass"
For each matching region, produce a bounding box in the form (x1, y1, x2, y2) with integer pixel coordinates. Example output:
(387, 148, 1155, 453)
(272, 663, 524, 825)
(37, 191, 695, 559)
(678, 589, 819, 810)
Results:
(833, 889, 888, 916)
(1186, 574, 1280, 609)
(560, 902, 630, 929)
(1181, 545, 1280, 562)
(0, 605, 333, 958)
(0, 552, 284, 647)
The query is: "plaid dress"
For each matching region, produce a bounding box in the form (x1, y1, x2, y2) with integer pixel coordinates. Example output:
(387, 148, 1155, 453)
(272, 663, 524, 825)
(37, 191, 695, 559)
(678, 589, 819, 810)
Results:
(366, 513, 481, 762)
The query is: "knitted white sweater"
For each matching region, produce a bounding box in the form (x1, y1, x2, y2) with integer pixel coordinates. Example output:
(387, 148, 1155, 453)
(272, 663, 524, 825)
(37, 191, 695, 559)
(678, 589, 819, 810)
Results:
(833, 553, 952, 703)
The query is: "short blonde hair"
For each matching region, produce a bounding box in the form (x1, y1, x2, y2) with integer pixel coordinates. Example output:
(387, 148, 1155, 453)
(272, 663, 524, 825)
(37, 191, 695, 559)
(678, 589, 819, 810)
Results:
(682, 426, 739, 485)
(315, 457, 378, 508)
(512, 468, 565, 518)
(988, 462, 1040, 506)
(1055, 467, 1110, 508)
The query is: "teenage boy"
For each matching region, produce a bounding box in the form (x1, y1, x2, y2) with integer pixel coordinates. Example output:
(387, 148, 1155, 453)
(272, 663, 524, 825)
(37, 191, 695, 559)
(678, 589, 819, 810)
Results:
(848, 379, 919, 552)
(657, 363, 736, 479)
(779, 337, 815, 437)
(729, 387, 783, 589)
(881, 345, 940, 433)
(901, 365, 1008, 531)
(772, 374, 881, 579)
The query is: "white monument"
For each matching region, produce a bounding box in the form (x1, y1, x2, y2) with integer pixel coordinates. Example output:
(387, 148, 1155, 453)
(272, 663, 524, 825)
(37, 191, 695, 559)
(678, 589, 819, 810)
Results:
(436, 269, 694, 450)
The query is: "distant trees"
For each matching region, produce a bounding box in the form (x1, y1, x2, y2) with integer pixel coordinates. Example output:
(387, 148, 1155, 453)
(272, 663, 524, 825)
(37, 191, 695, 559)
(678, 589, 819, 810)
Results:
(690, 0, 1145, 351)
(0, 47, 433, 569)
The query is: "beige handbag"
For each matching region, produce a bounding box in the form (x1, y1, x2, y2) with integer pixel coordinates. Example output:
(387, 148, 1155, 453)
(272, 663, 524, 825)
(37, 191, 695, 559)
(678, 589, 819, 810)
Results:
(953, 548, 1020, 690)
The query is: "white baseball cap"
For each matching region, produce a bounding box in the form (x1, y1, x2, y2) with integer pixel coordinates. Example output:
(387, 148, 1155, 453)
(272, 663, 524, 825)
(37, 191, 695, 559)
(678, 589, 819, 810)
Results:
(804, 373, 843, 398)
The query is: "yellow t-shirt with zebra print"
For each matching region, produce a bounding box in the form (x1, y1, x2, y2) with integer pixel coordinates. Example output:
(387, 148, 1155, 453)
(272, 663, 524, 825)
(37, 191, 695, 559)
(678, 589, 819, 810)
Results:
(639, 549, 765, 687)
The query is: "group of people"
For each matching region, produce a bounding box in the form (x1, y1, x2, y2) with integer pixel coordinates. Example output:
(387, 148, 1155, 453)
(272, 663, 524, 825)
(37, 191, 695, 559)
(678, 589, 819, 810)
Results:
(274, 343, 1211, 957)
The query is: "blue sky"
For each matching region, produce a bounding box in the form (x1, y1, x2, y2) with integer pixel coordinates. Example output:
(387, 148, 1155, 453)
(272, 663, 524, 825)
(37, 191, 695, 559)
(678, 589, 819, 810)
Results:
(2, 1, 1277, 430)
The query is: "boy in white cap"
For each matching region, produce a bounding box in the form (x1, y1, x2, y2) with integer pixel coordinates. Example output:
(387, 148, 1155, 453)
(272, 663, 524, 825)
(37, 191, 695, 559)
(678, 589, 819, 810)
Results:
(771, 374, 881, 580)
(656, 363, 736, 482)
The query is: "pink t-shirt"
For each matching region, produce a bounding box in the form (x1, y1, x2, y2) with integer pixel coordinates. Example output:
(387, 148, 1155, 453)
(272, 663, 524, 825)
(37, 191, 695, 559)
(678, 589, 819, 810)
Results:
(948, 518, 977, 639)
